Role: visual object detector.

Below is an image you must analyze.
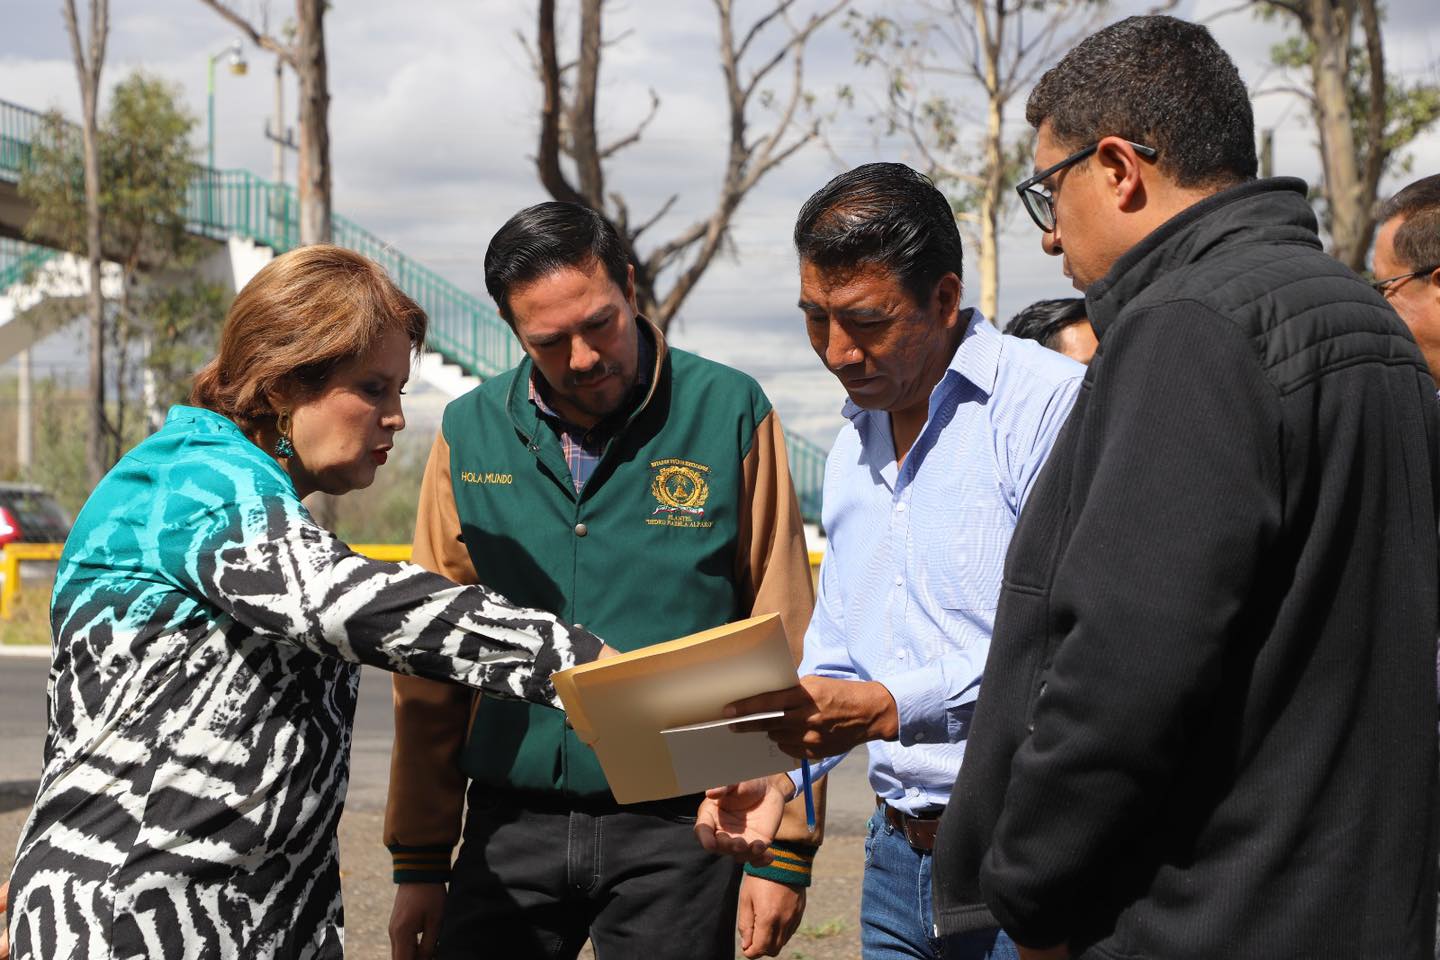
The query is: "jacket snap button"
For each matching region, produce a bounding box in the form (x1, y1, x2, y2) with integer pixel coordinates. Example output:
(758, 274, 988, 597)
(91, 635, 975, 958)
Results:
(574, 523, 588, 537)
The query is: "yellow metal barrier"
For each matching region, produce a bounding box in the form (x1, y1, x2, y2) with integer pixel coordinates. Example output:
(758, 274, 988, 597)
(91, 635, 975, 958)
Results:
(350, 544, 413, 563)
(1, 542, 64, 620)
(0, 543, 827, 621)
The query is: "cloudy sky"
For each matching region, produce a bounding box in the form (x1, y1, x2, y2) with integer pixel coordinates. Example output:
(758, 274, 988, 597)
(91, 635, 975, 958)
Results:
(3, 0, 1438, 443)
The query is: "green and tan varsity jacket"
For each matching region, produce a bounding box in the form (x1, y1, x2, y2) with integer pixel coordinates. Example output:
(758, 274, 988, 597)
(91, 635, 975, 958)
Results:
(384, 323, 824, 884)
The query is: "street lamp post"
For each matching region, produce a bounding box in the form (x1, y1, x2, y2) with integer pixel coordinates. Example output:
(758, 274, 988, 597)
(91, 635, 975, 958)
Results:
(206, 39, 248, 230)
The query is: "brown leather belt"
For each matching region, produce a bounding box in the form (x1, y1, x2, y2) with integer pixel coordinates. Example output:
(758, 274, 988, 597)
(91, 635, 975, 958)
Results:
(877, 797, 942, 852)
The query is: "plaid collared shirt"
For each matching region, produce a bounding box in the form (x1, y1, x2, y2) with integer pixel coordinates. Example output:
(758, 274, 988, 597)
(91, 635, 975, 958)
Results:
(529, 328, 655, 493)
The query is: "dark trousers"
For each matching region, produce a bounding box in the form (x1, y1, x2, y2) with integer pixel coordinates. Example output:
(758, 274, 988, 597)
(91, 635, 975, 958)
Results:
(436, 786, 741, 960)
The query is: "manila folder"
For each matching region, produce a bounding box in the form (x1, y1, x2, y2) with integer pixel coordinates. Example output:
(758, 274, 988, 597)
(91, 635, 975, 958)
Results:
(550, 612, 800, 804)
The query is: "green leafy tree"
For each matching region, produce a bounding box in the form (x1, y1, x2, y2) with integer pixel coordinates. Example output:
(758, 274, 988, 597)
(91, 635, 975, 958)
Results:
(1253, 0, 1440, 270)
(20, 71, 228, 464)
(139, 279, 231, 418)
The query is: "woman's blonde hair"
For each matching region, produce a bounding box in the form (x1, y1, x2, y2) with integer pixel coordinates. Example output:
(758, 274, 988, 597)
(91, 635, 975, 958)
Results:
(191, 244, 426, 431)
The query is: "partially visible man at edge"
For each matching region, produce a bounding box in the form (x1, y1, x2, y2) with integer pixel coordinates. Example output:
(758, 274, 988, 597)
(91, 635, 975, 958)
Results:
(1373, 173, 1440, 391)
(930, 16, 1439, 960)
(698, 163, 1083, 960)
(383, 202, 823, 960)
(1005, 298, 1096, 365)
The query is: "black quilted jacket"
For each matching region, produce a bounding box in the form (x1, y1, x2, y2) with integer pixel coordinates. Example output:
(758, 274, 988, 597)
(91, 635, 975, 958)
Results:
(932, 178, 1440, 960)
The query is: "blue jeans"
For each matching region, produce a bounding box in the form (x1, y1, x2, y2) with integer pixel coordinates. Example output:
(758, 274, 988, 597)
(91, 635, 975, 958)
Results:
(861, 807, 1020, 960)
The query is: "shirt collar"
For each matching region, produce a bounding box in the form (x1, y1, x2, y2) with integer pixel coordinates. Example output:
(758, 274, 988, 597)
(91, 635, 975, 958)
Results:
(841, 308, 998, 422)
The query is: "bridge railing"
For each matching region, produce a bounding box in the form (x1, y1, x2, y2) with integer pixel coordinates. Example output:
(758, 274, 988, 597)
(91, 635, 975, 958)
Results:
(0, 238, 56, 292)
(0, 100, 45, 182)
(786, 430, 827, 525)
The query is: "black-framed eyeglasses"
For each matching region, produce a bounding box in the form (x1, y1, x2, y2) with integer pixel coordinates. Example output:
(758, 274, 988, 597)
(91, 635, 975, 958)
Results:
(1015, 140, 1159, 232)
(1371, 264, 1440, 295)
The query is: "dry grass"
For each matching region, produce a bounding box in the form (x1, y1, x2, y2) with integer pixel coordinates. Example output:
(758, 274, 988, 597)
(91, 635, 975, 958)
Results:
(0, 585, 52, 647)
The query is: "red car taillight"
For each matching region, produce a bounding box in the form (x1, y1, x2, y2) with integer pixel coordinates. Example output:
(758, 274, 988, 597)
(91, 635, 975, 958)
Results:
(0, 506, 19, 546)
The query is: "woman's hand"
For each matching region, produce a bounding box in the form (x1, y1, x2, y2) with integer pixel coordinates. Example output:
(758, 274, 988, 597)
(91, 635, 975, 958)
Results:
(597, 644, 623, 660)
(2, 879, 11, 960)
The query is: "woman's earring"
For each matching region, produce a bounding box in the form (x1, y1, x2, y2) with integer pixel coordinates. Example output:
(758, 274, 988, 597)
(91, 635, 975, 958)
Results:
(275, 411, 295, 458)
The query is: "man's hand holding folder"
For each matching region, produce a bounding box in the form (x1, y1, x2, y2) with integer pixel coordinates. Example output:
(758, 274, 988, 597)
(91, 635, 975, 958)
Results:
(723, 674, 900, 757)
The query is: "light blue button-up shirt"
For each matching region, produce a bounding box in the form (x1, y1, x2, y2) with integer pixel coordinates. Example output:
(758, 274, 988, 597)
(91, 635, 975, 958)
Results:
(792, 310, 1083, 816)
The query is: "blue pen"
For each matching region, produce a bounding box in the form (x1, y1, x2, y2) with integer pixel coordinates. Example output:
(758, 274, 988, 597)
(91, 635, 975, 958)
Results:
(800, 758, 815, 832)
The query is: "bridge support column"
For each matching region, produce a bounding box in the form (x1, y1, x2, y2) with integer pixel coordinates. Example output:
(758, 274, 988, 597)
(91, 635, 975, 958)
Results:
(16, 345, 31, 469)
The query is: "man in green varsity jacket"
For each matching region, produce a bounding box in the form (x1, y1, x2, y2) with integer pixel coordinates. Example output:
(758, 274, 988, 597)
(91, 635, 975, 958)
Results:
(383, 202, 822, 960)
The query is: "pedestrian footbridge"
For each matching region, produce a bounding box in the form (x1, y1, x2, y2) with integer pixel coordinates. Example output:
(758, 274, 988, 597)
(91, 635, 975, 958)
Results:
(0, 98, 827, 522)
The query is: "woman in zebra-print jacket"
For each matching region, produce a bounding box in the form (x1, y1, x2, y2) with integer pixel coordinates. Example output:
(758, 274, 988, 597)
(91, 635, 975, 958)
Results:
(2, 246, 608, 959)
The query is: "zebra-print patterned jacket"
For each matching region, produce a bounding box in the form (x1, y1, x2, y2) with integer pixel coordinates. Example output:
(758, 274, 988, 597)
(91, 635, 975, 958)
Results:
(6, 405, 601, 959)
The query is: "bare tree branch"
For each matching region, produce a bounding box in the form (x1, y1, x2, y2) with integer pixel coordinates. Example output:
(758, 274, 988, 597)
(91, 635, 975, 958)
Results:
(628, 193, 678, 243)
(530, 0, 842, 330)
(744, 34, 820, 190)
(1252, 84, 1319, 103)
(62, 0, 88, 78)
(599, 89, 660, 160)
(1253, 0, 1308, 23)
(644, 217, 712, 276)
(736, 0, 800, 62)
(604, 27, 636, 48)
(196, 0, 295, 64)
(741, 14, 832, 105)
(516, 28, 541, 76)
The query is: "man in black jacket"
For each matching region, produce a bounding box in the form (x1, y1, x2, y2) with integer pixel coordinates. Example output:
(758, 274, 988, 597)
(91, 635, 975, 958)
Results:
(1374, 174, 1440, 389)
(930, 16, 1440, 960)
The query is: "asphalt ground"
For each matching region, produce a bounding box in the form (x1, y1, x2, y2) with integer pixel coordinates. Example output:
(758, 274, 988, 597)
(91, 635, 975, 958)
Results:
(0, 652, 873, 959)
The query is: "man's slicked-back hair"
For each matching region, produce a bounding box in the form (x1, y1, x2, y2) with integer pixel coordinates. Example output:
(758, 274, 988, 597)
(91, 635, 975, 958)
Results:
(484, 201, 630, 324)
(1378, 174, 1440, 272)
(794, 162, 963, 305)
(1007, 298, 1087, 350)
(1027, 15, 1257, 189)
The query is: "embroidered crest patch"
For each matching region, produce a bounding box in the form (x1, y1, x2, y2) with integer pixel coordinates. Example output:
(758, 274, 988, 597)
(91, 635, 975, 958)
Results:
(647, 458, 714, 528)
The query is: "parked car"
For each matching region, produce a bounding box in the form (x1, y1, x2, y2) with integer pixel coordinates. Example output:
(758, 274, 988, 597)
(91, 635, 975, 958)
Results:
(0, 482, 72, 582)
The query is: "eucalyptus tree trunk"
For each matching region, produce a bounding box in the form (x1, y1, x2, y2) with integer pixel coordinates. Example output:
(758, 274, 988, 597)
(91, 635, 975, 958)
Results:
(295, 0, 331, 244)
(976, 0, 1004, 323)
(1304, 0, 1366, 268)
(62, 0, 111, 485)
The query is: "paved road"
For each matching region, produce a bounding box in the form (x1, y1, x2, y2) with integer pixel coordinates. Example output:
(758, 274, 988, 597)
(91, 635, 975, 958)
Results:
(0, 655, 48, 797)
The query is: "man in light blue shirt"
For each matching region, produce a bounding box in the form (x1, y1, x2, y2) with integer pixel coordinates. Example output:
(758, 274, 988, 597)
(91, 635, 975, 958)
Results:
(697, 163, 1082, 960)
